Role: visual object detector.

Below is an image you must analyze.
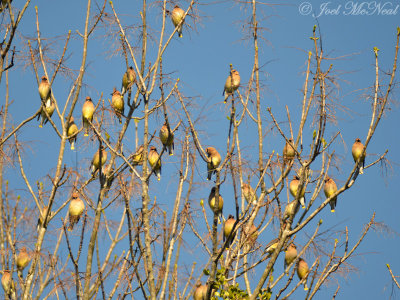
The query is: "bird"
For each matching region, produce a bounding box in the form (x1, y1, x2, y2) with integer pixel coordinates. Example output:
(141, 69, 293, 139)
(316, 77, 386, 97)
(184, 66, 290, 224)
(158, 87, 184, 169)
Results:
(68, 192, 85, 231)
(159, 123, 174, 156)
(148, 146, 161, 181)
(171, 5, 185, 38)
(38, 98, 55, 128)
(242, 183, 257, 205)
(324, 176, 338, 212)
(283, 200, 299, 222)
(208, 187, 223, 215)
(283, 138, 295, 162)
(16, 247, 31, 273)
(206, 147, 221, 181)
(289, 175, 306, 209)
(284, 243, 297, 274)
(297, 258, 310, 290)
(193, 282, 207, 300)
(223, 69, 240, 103)
(1, 270, 15, 299)
(265, 238, 279, 255)
(244, 223, 258, 247)
(90, 145, 108, 175)
(36, 206, 52, 233)
(67, 116, 78, 150)
(82, 96, 95, 136)
(352, 138, 365, 174)
(131, 144, 144, 167)
(121, 66, 137, 95)
(223, 214, 236, 248)
(38, 76, 51, 106)
(111, 87, 124, 124)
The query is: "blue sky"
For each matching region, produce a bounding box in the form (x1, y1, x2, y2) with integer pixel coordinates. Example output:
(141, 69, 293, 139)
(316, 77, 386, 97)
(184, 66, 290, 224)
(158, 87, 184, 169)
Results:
(2, 0, 400, 299)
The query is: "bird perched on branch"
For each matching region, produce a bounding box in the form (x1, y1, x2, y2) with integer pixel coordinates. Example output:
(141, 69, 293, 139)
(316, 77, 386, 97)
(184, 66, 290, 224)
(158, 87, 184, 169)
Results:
(121, 66, 136, 95)
(159, 123, 174, 156)
(242, 183, 257, 205)
(38, 98, 55, 128)
(289, 175, 306, 209)
(352, 138, 365, 174)
(206, 147, 221, 181)
(283, 138, 295, 162)
(171, 5, 185, 38)
(283, 200, 299, 222)
(208, 187, 223, 215)
(193, 282, 207, 300)
(90, 145, 108, 176)
(223, 69, 240, 103)
(82, 96, 95, 136)
(324, 176, 338, 212)
(68, 192, 85, 231)
(284, 243, 297, 275)
(223, 214, 236, 248)
(148, 146, 162, 181)
(67, 116, 78, 150)
(111, 88, 124, 124)
(297, 258, 310, 290)
(16, 247, 31, 275)
(1, 270, 15, 299)
(38, 76, 51, 106)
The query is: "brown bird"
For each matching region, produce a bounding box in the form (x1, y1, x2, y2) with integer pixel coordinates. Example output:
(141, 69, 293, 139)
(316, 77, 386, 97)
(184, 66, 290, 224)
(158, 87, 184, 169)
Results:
(148, 146, 162, 181)
(68, 192, 85, 231)
(283, 138, 295, 162)
(1, 270, 15, 298)
(131, 145, 144, 166)
(121, 66, 136, 95)
(208, 187, 223, 215)
(284, 243, 297, 274)
(297, 258, 310, 290)
(283, 200, 299, 222)
(82, 96, 95, 136)
(67, 116, 79, 150)
(206, 147, 221, 181)
(242, 183, 257, 205)
(223, 69, 240, 103)
(352, 138, 365, 174)
(244, 223, 258, 247)
(159, 123, 174, 156)
(38, 98, 55, 128)
(265, 238, 279, 254)
(223, 214, 236, 248)
(38, 76, 51, 106)
(171, 5, 185, 38)
(289, 175, 306, 209)
(324, 176, 338, 212)
(193, 282, 207, 300)
(111, 88, 124, 124)
(90, 145, 108, 175)
(16, 247, 31, 273)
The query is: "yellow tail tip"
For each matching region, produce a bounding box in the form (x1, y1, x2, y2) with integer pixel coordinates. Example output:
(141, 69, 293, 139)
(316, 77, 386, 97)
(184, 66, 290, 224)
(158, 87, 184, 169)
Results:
(331, 209, 335, 213)
(302, 205, 305, 209)
(169, 153, 173, 156)
(39, 125, 43, 128)
(304, 287, 309, 291)
(84, 133, 89, 137)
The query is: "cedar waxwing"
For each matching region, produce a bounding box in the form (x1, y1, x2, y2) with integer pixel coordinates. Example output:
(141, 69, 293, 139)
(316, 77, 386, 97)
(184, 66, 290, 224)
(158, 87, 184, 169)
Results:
(131, 145, 144, 166)
(324, 176, 338, 212)
(208, 187, 223, 215)
(284, 243, 297, 274)
(16, 247, 31, 273)
(148, 146, 161, 181)
(171, 5, 185, 38)
(66, 116, 78, 150)
(352, 138, 365, 174)
(90, 146, 108, 175)
(223, 214, 236, 248)
(36, 206, 52, 233)
(111, 88, 124, 124)
(297, 258, 310, 290)
(68, 192, 85, 231)
(82, 96, 95, 136)
(193, 282, 207, 300)
(283, 138, 295, 162)
(159, 123, 174, 156)
(265, 238, 279, 254)
(38, 98, 55, 128)
(223, 69, 240, 103)
(289, 175, 306, 209)
(206, 147, 221, 181)
(244, 223, 258, 247)
(38, 76, 51, 106)
(242, 183, 257, 205)
(1, 271, 15, 298)
(121, 66, 136, 95)
(283, 200, 299, 222)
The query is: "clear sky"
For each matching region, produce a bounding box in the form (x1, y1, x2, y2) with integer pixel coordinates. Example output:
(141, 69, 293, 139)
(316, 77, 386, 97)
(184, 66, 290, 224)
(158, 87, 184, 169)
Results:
(2, 0, 400, 299)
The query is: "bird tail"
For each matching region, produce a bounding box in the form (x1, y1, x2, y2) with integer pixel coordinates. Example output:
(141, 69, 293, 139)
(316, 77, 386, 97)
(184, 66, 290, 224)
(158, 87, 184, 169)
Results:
(300, 197, 305, 209)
